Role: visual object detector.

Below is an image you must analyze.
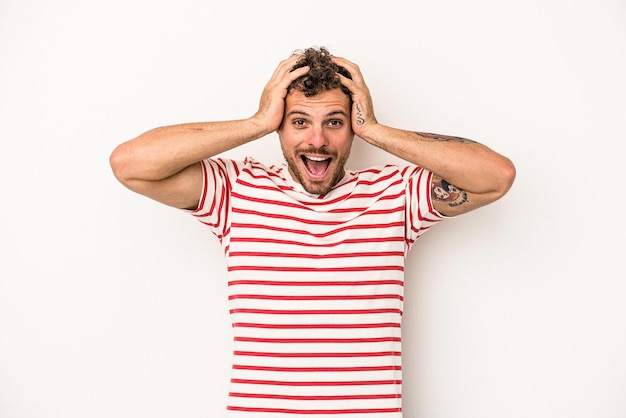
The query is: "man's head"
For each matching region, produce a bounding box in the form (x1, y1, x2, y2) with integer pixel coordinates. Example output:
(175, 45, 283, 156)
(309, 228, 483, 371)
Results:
(287, 46, 353, 102)
(278, 47, 355, 196)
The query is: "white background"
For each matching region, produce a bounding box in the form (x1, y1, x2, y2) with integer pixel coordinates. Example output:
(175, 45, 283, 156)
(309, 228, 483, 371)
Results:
(1, 0, 625, 417)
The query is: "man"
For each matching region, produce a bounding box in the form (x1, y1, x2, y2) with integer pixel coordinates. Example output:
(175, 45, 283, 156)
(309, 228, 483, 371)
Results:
(110, 46, 515, 417)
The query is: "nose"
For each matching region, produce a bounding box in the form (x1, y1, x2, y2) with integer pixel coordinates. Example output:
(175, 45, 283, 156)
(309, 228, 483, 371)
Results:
(307, 126, 329, 149)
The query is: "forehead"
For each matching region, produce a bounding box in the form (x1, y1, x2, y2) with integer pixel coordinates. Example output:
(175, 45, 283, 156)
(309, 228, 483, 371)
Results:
(285, 88, 351, 116)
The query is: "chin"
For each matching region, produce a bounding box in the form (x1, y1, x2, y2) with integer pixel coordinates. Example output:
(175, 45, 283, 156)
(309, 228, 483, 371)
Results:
(302, 182, 333, 195)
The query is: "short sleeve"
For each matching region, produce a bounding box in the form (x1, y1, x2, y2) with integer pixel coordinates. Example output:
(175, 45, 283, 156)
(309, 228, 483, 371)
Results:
(186, 158, 243, 241)
(403, 165, 448, 250)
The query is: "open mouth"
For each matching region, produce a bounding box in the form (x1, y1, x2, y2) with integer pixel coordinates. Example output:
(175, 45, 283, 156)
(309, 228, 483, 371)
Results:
(301, 154, 332, 179)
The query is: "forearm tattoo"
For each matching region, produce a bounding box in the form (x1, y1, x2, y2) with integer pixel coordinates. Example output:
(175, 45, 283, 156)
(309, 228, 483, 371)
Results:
(420, 133, 473, 209)
(416, 132, 476, 144)
(431, 176, 469, 208)
(355, 103, 365, 126)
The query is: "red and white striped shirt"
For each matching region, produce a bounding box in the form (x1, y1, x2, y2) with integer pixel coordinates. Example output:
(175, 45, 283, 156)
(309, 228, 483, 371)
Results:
(190, 157, 444, 417)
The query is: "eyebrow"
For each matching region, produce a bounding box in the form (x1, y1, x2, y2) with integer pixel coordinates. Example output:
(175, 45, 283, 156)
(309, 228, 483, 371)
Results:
(285, 110, 349, 118)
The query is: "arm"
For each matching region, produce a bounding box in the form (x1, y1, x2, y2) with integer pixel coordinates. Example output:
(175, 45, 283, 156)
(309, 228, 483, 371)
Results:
(109, 54, 310, 209)
(332, 56, 516, 217)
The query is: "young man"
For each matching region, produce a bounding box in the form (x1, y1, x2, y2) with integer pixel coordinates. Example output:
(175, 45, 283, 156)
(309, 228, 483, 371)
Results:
(110, 47, 515, 417)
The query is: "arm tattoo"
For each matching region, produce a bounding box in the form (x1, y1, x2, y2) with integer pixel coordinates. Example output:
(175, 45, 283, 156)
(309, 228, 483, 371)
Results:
(355, 103, 365, 126)
(431, 176, 469, 208)
(416, 132, 476, 144)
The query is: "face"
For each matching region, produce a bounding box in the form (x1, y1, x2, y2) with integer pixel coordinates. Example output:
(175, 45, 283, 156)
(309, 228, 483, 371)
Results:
(278, 88, 354, 195)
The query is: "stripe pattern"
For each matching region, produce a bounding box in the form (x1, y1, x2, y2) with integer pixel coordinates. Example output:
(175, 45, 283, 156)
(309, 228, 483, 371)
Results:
(191, 158, 443, 417)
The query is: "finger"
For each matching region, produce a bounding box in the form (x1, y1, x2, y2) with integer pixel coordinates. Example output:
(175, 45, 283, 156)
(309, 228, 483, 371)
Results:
(331, 56, 363, 80)
(278, 55, 310, 81)
(334, 62, 368, 100)
(270, 54, 304, 80)
(335, 72, 356, 93)
(280, 64, 310, 88)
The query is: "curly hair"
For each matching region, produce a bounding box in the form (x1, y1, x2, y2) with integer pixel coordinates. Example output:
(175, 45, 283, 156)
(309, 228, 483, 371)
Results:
(289, 46, 352, 101)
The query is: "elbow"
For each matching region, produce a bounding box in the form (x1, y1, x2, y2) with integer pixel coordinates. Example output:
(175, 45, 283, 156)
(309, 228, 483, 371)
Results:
(495, 157, 516, 198)
(109, 143, 133, 186)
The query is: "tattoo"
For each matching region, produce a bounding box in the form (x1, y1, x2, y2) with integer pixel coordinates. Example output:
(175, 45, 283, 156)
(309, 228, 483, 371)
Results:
(355, 103, 365, 126)
(416, 132, 476, 144)
(431, 176, 469, 208)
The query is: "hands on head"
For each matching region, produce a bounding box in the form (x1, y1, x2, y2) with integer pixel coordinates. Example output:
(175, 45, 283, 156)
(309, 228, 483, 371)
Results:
(254, 48, 378, 138)
(254, 53, 309, 134)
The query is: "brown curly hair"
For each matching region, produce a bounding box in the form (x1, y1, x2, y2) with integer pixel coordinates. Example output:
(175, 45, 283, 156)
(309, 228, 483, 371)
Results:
(289, 46, 353, 101)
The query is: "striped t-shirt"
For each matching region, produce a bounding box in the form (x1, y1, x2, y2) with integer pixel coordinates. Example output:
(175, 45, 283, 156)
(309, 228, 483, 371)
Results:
(190, 157, 445, 417)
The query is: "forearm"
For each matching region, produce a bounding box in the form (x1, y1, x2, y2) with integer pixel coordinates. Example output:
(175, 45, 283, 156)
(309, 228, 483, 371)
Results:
(110, 117, 268, 182)
(359, 124, 515, 196)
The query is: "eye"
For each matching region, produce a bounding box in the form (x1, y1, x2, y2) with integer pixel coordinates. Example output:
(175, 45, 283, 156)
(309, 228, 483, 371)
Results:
(293, 119, 307, 127)
(327, 119, 343, 128)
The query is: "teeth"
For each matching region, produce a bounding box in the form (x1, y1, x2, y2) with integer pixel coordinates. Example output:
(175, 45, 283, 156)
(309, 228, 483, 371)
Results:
(305, 156, 328, 161)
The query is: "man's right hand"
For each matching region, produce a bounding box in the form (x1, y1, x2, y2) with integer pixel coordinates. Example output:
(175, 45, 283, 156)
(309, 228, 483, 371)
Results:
(253, 53, 310, 133)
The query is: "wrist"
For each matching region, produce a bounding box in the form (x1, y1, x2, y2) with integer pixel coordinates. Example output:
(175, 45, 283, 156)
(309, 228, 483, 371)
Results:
(355, 122, 384, 144)
(247, 115, 276, 139)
